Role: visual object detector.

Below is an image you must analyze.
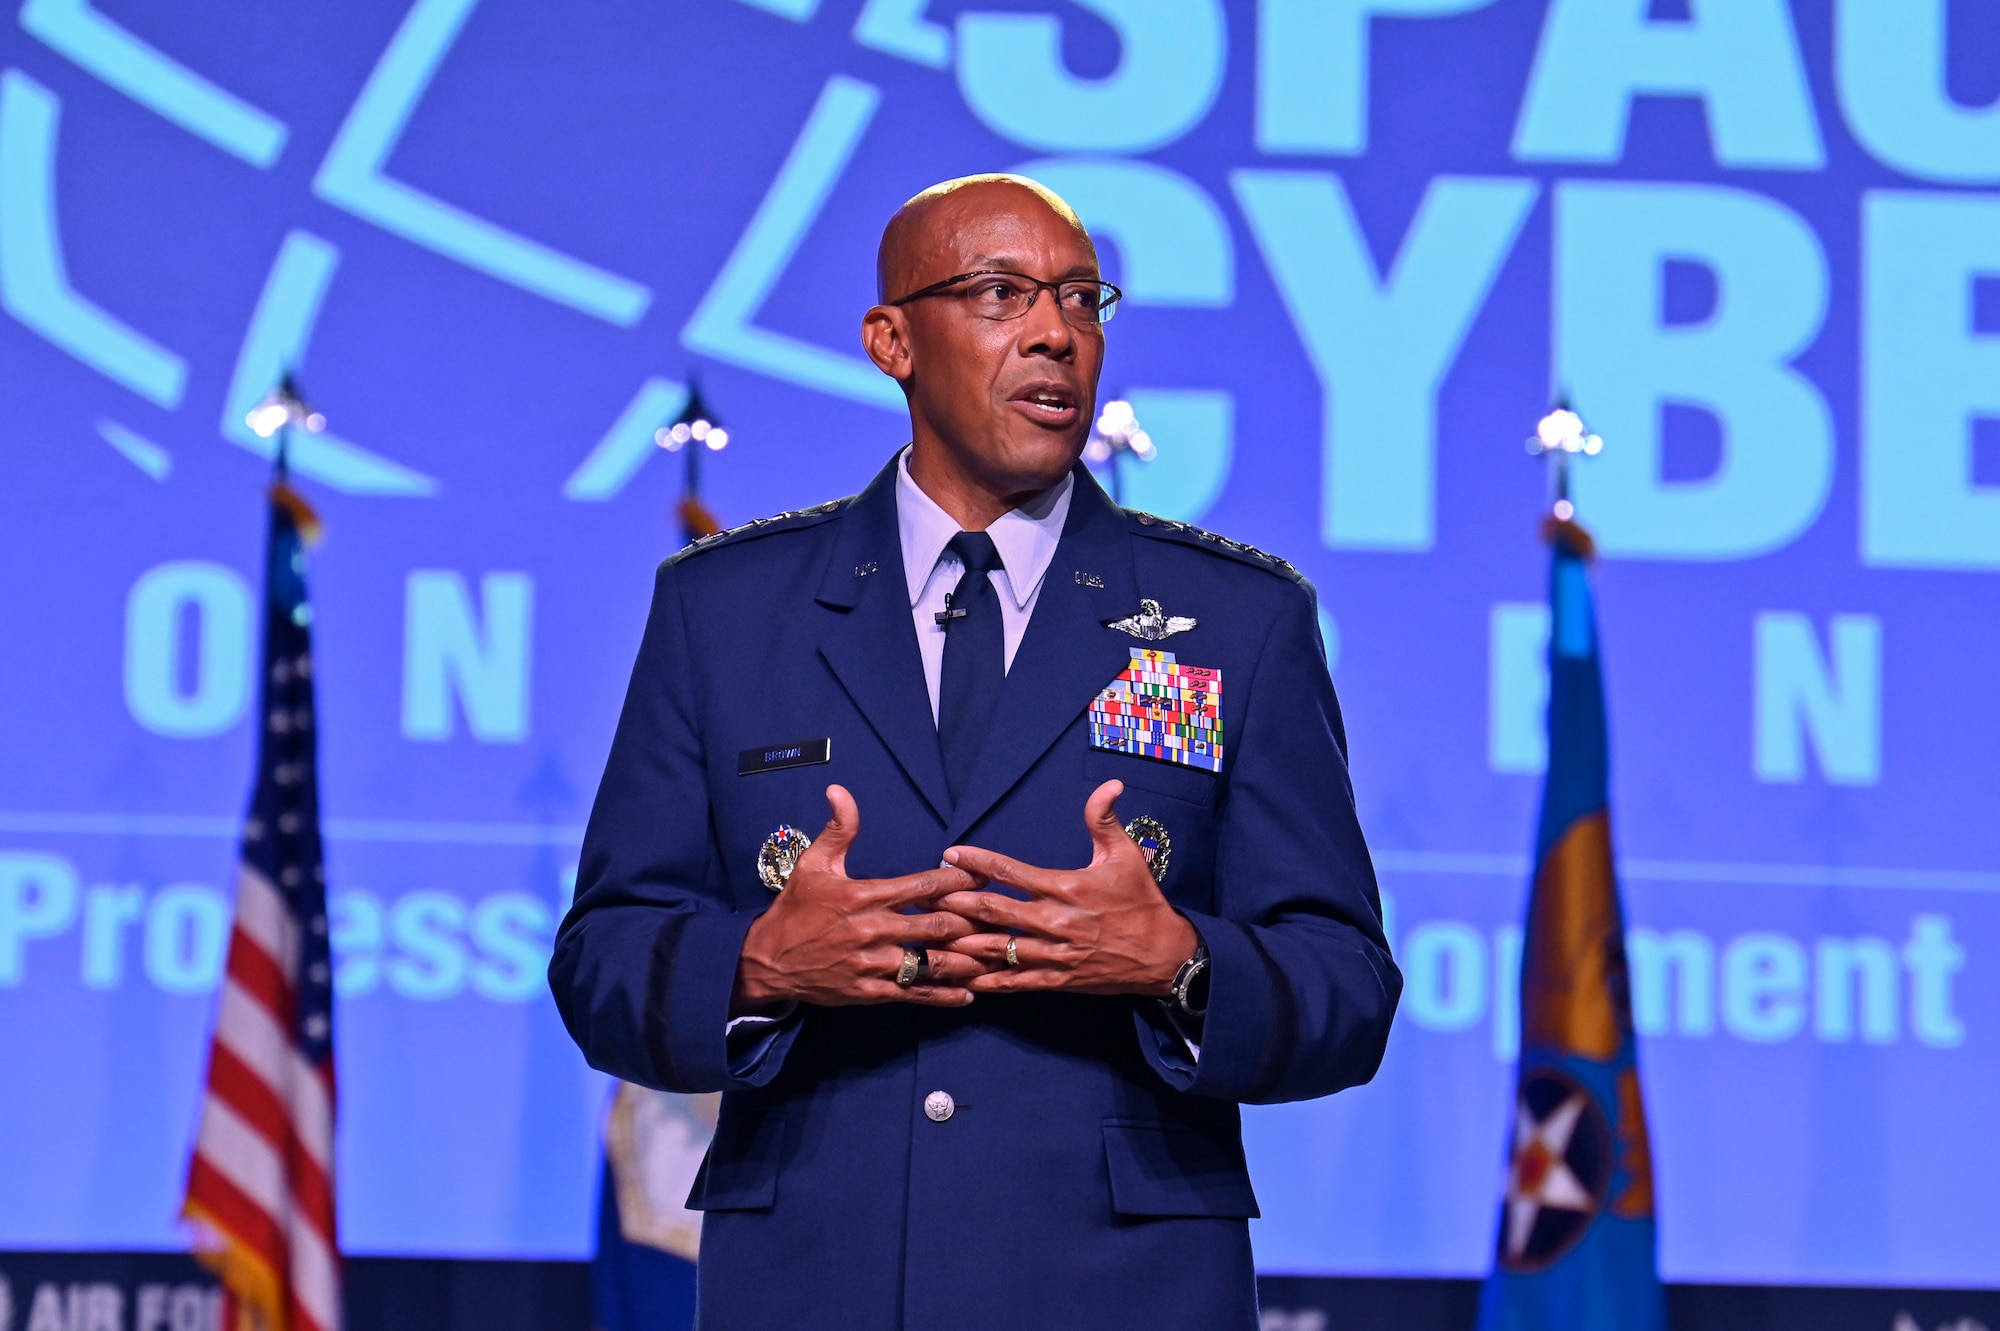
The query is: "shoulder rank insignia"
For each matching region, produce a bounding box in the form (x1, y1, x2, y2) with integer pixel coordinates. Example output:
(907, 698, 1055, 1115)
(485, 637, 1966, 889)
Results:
(678, 499, 848, 557)
(1130, 511, 1305, 583)
(1105, 598, 1198, 641)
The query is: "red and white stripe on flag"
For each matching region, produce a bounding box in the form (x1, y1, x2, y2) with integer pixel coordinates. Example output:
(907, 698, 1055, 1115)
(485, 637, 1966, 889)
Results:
(183, 864, 340, 1331)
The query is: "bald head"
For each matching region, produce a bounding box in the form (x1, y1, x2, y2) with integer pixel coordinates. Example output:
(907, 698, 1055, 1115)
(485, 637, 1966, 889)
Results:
(876, 174, 1094, 304)
(859, 172, 1107, 530)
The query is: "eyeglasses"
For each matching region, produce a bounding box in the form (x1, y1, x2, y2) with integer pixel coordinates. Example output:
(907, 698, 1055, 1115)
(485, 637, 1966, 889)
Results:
(889, 270, 1123, 326)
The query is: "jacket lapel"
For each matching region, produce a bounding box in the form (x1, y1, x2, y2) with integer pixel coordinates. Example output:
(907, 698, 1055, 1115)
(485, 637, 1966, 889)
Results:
(816, 457, 955, 825)
(945, 468, 1139, 842)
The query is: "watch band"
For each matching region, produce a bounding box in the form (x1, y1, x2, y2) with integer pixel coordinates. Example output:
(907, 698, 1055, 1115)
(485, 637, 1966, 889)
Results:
(1171, 943, 1211, 1019)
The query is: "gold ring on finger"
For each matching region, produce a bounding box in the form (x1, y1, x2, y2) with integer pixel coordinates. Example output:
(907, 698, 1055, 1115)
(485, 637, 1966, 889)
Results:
(898, 947, 926, 987)
(1005, 937, 1020, 968)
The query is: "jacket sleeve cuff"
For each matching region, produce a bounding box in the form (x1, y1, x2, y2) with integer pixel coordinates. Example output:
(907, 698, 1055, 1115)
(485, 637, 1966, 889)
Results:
(657, 908, 800, 1090)
(1131, 1001, 1201, 1089)
(725, 1003, 803, 1079)
(1133, 908, 1275, 1100)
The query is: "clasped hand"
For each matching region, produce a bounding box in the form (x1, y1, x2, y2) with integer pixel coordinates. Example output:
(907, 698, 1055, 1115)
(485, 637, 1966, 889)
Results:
(731, 781, 1195, 1014)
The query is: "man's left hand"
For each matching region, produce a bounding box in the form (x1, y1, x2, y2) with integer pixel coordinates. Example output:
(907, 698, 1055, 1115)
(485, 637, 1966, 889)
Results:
(937, 781, 1198, 995)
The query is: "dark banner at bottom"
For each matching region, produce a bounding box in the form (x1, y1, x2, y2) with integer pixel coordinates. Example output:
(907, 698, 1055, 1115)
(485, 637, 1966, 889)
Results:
(1, 1254, 1992, 1331)
(1256, 1277, 1998, 1331)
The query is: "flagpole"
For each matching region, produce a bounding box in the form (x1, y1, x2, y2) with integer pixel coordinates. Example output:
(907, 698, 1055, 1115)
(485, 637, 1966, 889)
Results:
(1475, 403, 1664, 1331)
(183, 375, 340, 1331)
(657, 375, 729, 544)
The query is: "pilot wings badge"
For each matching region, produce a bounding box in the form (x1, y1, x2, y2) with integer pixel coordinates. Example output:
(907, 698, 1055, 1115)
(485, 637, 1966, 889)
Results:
(1105, 598, 1197, 641)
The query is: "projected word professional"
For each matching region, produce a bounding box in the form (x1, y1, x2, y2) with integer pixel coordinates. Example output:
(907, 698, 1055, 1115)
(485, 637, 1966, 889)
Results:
(550, 175, 1401, 1329)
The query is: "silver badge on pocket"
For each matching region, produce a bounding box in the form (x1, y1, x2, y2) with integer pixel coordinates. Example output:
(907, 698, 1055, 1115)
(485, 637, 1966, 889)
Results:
(1124, 815, 1171, 885)
(757, 824, 812, 891)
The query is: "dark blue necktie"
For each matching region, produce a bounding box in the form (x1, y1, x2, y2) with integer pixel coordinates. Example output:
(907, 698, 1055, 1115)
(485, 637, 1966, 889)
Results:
(937, 531, 1005, 803)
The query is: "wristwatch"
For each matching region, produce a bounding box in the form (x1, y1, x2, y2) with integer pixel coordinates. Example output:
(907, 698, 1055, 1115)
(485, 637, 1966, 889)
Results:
(1170, 943, 1211, 1019)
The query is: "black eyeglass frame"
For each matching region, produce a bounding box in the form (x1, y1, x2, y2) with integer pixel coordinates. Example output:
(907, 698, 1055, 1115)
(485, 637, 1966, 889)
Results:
(887, 269, 1124, 325)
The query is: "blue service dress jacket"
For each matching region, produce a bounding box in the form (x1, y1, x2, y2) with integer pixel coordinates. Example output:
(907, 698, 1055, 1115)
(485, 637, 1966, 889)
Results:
(550, 458, 1400, 1331)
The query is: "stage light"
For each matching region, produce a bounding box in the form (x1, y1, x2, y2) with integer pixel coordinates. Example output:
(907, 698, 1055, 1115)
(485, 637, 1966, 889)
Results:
(1086, 398, 1156, 502)
(1527, 407, 1601, 458)
(246, 378, 326, 440)
(652, 379, 732, 539)
(1527, 402, 1603, 526)
(656, 387, 729, 454)
(246, 403, 288, 438)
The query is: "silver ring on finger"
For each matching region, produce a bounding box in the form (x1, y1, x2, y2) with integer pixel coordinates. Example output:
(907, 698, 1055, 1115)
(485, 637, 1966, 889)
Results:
(1005, 937, 1020, 968)
(898, 946, 929, 987)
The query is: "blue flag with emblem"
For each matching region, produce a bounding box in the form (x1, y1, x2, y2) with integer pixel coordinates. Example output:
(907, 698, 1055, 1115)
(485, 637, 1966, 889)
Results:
(591, 1081, 711, 1331)
(1475, 519, 1665, 1331)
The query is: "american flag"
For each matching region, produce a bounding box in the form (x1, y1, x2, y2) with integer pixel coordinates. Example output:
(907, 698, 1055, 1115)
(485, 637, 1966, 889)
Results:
(182, 480, 340, 1331)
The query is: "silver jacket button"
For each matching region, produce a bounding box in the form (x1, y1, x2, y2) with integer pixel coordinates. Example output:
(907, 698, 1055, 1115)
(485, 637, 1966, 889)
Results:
(923, 1090, 955, 1123)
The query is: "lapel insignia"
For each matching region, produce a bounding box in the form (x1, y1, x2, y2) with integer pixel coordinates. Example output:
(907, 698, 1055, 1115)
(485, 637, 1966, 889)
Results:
(1088, 650, 1224, 774)
(1074, 571, 1105, 588)
(1105, 598, 1197, 641)
(853, 561, 878, 578)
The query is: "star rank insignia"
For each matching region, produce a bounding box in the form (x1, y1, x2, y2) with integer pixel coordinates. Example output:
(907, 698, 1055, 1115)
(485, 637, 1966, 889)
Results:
(1104, 598, 1198, 641)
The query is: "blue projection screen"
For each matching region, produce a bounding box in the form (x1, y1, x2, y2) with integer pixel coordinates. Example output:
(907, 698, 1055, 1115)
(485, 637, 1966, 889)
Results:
(1, 0, 1996, 1284)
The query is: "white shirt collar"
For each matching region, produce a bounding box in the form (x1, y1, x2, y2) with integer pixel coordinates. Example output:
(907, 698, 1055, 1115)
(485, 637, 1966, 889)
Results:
(895, 446, 1073, 611)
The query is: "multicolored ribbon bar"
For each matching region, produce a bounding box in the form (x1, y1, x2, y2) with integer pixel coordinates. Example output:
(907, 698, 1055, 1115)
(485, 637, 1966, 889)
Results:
(1087, 649, 1224, 773)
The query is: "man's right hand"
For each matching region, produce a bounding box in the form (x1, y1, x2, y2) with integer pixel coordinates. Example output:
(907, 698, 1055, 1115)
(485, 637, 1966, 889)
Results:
(731, 784, 992, 1012)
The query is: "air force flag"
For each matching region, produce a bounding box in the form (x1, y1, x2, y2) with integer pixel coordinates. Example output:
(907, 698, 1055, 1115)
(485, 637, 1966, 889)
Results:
(1477, 521, 1665, 1331)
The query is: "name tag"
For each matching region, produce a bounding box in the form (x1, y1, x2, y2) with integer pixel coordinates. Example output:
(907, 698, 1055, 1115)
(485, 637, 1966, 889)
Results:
(738, 737, 831, 776)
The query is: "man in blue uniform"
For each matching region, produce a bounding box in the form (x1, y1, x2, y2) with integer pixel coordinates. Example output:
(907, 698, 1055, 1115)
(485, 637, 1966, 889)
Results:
(550, 175, 1400, 1329)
